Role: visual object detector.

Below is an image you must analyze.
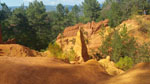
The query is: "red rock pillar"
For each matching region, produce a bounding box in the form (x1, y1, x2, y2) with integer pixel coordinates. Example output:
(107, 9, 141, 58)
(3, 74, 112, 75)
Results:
(0, 24, 3, 43)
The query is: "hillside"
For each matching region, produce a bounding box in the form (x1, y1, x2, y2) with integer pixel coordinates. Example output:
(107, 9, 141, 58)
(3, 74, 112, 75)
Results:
(56, 19, 110, 56)
(118, 15, 150, 44)
(0, 15, 149, 84)
(1, 0, 150, 83)
(56, 15, 150, 57)
(0, 44, 44, 57)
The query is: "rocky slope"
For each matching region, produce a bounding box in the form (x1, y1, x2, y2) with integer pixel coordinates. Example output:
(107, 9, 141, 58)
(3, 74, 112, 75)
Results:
(0, 15, 150, 84)
(56, 19, 111, 56)
(56, 15, 150, 57)
(0, 44, 44, 57)
(118, 15, 150, 44)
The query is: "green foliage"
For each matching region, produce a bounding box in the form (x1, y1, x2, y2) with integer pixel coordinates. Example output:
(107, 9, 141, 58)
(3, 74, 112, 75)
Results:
(48, 43, 76, 61)
(136, 18, 150, 34)
(5, 5, 36, 48)
(108, 2, 123, 27)
(82, 0, 101, 22)
(0, 3, 11, 23)
(99, 34, 112, 58)
(1, 1, 52, 50)
(99, 25, 150, 70)
(26, 0, 51, 50)
(1, 0, 150, 51)
(63, 48, 76, 61)
(100, 1, 124, 27)
(56, 4, 65, 18)
(136, 43, 150, 63)
(100, 0, 150, 27)
(111, 30, 122, 62)
(47, 4, 76, 44)
(111, 25, 137, 62)
(48, 43, 63, 58)
(70, 5, 80, 25)
(116, 56, 134, 71)
(99, 25, 137, 62)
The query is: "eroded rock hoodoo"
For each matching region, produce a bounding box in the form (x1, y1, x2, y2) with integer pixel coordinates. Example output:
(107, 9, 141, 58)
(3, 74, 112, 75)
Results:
(73, 28, 89, 62)
(56, 20, 109, 56)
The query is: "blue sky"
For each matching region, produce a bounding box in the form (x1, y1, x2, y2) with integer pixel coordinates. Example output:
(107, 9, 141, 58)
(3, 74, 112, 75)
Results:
(0, 0, 105, 6)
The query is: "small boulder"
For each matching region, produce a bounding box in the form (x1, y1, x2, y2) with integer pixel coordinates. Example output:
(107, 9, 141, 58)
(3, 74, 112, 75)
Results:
(98, 56, 124, 75)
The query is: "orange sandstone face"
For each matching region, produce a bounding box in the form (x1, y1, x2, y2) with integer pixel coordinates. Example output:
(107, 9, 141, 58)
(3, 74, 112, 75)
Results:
(56, 20, 109, 55)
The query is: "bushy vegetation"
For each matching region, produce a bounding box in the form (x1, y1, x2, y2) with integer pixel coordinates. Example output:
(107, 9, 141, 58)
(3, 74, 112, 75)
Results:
(63, 48, 77, 61)
(0, 1, 81, 51)
(99, 25, 150, 70)
(48, 43, 76, 61)
(116, 56, 134, 71)
(100, 0, 150, 27)
(48, 43, 63, 58)
(136, 17, 150, 34)
(136, 43, 150, 63)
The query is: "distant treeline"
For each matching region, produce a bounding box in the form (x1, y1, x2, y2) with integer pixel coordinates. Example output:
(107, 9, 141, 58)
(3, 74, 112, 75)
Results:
(5, 5, 73, 12)
(0, 0, 150, 50)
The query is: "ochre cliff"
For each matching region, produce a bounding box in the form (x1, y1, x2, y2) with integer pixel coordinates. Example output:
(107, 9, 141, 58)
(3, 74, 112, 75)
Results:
(56, 19, 110, 56)
(56, 15, 150, 57)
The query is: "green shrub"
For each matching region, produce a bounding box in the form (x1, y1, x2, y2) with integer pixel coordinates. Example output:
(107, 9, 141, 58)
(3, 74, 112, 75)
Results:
(48, 43, 76, 61)
(136, 43, 150, 63)
(99, 25, 137, 62)
(40, 49, 46, 52)
(136, 17, 150, 34)
(98, 24, 150, 70)
(99, 35, 112, 58)
(116, 56, 134, 71)
(111, 30, 123, 62)
(112, 25, 136, 62)
(63, 48, 76, 61)
(48, 43, 63, 58)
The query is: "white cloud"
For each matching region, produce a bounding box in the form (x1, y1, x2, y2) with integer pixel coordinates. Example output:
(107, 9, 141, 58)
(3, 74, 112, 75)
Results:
(23, 0, 42, 2)
(23, 0, 34, 2)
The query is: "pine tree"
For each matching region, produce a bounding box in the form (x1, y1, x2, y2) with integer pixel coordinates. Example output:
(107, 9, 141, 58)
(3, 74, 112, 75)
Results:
(82, 0, 101, 22)
(26, 0, 51, 50)
(7, 4, 36, 48)
(70, 5, 80, 25)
